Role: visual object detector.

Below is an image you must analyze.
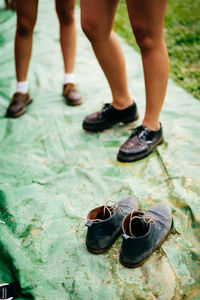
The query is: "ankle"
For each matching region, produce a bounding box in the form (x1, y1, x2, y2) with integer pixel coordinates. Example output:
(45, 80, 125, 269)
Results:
(112, 98, 134, 110)
(142, 120, 160, 131)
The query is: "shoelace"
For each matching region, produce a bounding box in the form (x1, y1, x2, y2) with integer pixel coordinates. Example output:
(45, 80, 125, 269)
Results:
(102, 103, 113, 116)
(138, 128, 150, 140)
(81, 200, 123, 223)
(129, 126, 151, 142)
(129, 210, 155, 238)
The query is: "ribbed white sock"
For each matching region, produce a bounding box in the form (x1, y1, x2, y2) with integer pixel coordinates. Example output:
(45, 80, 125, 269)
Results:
(63, 73, 75, 85)
(16, 81, 28, 94)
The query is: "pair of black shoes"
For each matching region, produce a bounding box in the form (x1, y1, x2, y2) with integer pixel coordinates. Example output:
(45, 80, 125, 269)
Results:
(85, 196, 172, 268)
(82, 102, 164, 162)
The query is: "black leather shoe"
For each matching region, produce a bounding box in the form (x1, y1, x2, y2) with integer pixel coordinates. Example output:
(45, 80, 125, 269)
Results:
(82, 102, 139, 132)
(85, 196, 140, 254)
(6, 92, 32, 118)
(120, 202, 172, 268)
(63, 83, 83, 106)
(117, 124, 164, 162)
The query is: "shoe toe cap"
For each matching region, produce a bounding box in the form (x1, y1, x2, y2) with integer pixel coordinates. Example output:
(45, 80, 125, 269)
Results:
(67, 90, 82, 101)
(7, 101, 23, 116)
(84, 112, 101, 124)
(149, 202, 172, 232)
(118, 196, 140, 215)
(119, 142, 148, 155)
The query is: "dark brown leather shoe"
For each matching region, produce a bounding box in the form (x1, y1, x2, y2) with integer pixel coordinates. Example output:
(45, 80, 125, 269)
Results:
(63, 83, 83, 106)
(83, 102, 139, 132)
(6, 92, 33, 118)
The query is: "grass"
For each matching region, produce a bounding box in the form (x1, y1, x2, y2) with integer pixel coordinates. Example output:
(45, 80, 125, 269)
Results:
(114, 0, 200, 100)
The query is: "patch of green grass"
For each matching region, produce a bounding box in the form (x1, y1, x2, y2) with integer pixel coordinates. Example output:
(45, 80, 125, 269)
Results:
(114, 0, 200, 100)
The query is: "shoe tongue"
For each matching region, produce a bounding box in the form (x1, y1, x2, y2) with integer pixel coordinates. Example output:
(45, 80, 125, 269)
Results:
(136, 125, 146, 132)
(130, 125, 146, 138)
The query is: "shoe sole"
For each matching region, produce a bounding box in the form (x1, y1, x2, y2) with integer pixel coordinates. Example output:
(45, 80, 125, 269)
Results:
(6, 98, 33, 118)
(66, 97, 83, 106)
(117, 136, 164, 163)
(83, 113, 139, 133)
(119, 223, 172, 268)
(86, 244, 112, 254)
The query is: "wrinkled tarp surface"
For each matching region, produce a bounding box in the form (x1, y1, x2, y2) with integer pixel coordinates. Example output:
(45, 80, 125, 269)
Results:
(0, 1, 200, 299)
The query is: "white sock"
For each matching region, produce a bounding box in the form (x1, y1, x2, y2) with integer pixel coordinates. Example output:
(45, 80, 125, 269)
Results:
(63, 73, 75, 85)
(16, 81, 28, 94)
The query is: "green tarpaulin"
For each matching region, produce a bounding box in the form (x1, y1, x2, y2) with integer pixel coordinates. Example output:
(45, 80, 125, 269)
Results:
(0, 1, 199, 299)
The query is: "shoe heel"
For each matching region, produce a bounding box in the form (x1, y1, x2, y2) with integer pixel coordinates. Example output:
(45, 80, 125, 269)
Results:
(123, 113, 139, 124)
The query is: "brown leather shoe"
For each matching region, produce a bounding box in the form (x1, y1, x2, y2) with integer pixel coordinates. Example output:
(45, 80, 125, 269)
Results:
(6, 92, 32, 118)
(63, 83, 83, 106)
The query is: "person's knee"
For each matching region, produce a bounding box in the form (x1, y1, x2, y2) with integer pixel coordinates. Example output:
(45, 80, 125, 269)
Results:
(81, 20, 94, 41)
(81, 19, 108, 43)
(17, 17, 36, 37)
(57, 7, 75, 26)
(133, 26, 156, 53)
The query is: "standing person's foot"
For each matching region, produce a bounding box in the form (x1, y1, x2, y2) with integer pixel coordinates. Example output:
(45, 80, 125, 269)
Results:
(82, 102, 139, 132)
(6, 92, 32, 118)
(63, 83, 83, 106)
(117, 124, 164, 162)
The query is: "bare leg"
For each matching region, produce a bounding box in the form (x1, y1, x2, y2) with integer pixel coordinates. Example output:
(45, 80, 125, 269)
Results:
(80, 0, 132, 109)
(127, 0, 169, 130)
(15, 0, 38, 81)
(56, 0, 76, 74)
